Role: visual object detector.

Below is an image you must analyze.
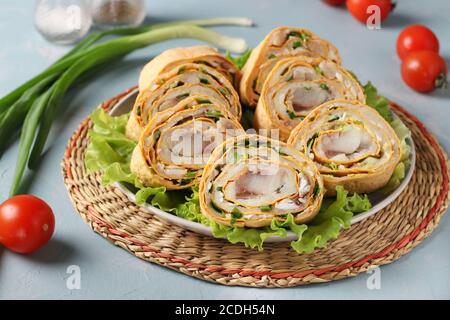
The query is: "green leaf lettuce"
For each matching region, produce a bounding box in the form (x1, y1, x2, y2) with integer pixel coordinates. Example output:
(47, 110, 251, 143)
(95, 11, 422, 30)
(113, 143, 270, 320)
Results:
(85, 108, 373, 254)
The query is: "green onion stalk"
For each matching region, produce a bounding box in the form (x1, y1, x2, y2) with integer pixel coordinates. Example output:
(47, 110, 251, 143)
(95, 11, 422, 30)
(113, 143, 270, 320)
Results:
(3, 19, 251, 196)
(0, 17, 252, 116)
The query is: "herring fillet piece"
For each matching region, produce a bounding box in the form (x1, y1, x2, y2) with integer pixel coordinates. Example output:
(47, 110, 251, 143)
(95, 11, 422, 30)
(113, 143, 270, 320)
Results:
(199, 134, 325, 228)
(131, 95, 244, 190)
(254, 56, 364, 141)
(127, 54, 241, 141)
(240, 26, 342, 107)
(288, 100, 401, 195)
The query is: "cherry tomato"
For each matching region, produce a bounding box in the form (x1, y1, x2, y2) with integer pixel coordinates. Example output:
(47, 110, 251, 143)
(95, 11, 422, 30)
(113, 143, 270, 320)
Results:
(323, 0, 346, 5)
(397, 25, 440, 60)
(346, 0, 393, 24)
(401, 51, 448, 93)
(0, 195, 55, 254)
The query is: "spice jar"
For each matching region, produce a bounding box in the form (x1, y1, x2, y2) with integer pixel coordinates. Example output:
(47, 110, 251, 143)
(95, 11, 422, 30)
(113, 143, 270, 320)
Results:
(34, 0, 92, 45)
(91, 0, 146, 29)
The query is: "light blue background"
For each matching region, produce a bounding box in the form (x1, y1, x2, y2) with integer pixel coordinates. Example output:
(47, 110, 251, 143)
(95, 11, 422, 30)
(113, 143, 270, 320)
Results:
(0, 0, 449, 299)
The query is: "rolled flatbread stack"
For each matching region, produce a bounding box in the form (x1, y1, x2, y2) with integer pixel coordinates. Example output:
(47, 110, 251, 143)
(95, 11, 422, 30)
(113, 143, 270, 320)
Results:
(254, 56, 365, 141)
(139, 45, 241, 91)
(127, 62, 241, 140)
(288, 100, 402, 195)
(240, 27, 341, 107)
(199, 134, 325, 228)
(131, 95, 244, 190)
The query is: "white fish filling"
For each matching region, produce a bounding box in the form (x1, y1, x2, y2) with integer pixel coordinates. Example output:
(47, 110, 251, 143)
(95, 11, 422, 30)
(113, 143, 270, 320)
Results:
(298, 173, 311, 196)
(212, 164, 312, 215)
(274, 199, 301, 210)
(315, 125, 377, 162)
(157, 163, 187, 177)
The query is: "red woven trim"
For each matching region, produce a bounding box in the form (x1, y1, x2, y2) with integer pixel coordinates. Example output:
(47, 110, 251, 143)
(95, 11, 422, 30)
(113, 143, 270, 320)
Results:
(70, 90, 449, 280)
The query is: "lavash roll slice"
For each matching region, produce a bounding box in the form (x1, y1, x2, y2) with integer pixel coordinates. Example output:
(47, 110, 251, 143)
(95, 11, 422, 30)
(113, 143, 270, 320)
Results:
(139, 45, 240, 91)
(131, 95, 244, 190)
(126, 63, 241, 141)
(240, 26, 341, 107)
(254, 56, 365, 141)
(288, 100, 402, 196)
(199, 134, 325, 228)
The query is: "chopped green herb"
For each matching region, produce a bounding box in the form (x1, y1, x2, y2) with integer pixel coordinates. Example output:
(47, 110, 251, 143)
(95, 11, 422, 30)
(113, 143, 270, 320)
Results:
(205, 110, 222, 119)
(320, 83, 330, 91)
(287, 110, 297, 119)
(300, 32, 310, 44)
(231, 207, 243, 219)
(154, 130, 161, 140)
(196, 98, 211, 104)
(314, 66, 324, 75)
(307, 133, 319, 150)
(313, 184, 321, 197)
(216, 186, 223, 192)
(260, 204, 272, 212)
(219, 87, 230, 96)
(185, 171, 197, 178)
(268, 53, 276, 59)
(292, 40, 302, 49)
(304, 86, 312, 91)
(286, 75, 294, 81)
(326, 163, 339, 170)
(176, 93, 189, 100)
(199, 78, 210, 85)
(286, 31, 301, 39)
(177, 66, 186, 74)
(328, 115, 340, 122)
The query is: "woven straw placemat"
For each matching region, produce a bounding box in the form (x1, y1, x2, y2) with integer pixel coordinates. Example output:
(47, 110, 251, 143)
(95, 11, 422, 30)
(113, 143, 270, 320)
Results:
(61, 87, 450, 287)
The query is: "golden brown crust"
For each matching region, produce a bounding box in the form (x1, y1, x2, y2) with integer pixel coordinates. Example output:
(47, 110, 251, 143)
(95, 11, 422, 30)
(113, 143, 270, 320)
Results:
(130, 95, 244, 190)
(288, 100, 402, 196)
(240, 27, 342, 107)
(128, 59, 242, 141)
(199, 134, 325, 228)
(254, 56, 363, 141)
(139, 45, 240, 91)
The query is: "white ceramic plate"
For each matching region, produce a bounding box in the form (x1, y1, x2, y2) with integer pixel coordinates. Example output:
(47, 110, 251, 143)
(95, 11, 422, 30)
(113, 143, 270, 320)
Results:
(109, 89, 416, 243)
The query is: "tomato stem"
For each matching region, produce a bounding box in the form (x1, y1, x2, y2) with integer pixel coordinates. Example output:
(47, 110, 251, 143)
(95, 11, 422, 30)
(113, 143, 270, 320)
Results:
(435, 72, 448, 90)
(391, 1, 397, 11)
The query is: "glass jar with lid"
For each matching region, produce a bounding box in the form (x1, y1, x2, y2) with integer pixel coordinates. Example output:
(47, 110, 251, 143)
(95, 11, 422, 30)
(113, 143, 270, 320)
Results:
(34, 0, 92, 45)
(91, 0, 146, 29)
